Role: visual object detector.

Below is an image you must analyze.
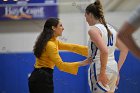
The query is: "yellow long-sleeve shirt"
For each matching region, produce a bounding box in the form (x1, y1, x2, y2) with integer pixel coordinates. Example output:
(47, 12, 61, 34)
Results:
(34, 37, 88, 75)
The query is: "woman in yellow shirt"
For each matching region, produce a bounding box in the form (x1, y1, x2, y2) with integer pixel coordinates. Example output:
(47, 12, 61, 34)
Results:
(28, 17, 91, 93)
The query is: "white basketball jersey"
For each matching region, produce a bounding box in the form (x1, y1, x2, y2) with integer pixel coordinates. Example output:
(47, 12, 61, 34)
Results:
(88, 23, 118, 74)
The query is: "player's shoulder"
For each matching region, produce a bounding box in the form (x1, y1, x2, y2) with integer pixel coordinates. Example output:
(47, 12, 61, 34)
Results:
(107, 24, 117, 34)
(94, 23, 104, 28)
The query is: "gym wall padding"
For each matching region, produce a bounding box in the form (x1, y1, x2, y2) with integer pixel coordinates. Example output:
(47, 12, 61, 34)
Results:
(0, 50, 140, 93)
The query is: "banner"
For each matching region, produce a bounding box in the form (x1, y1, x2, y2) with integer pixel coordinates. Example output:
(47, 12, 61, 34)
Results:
(0, 0, 58, 20)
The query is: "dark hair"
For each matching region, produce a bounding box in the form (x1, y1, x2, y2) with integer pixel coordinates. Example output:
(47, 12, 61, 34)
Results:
(85, 0, 112, 37)
(33, 17, 59, 58)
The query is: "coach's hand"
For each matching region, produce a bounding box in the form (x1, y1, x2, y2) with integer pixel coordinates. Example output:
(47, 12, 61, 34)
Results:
(79, 57, 92, 66)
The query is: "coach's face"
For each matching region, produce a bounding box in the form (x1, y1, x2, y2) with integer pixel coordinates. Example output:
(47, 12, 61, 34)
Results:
(53, 21, 64, 37)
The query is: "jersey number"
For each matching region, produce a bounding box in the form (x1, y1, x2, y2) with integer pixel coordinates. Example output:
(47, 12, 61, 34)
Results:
(107, 35, 113, 46)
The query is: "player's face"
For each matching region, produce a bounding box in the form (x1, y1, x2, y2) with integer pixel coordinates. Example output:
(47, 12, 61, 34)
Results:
(85, 13, 96, 26)
(85, 12, 90, 24)
(85, 12, 94, 26)
(53, 21, 64, 37)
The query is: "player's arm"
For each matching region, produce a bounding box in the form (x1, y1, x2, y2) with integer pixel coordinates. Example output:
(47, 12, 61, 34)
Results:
(116, 33, 128, 71)
(118, 22, 140, 58)
(88, 26, 109, 86)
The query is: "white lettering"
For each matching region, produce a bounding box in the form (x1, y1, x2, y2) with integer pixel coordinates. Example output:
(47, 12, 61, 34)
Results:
(26, 7, 44, 17)
(4, 6, 45, 18)
(5, 6, 21, 16)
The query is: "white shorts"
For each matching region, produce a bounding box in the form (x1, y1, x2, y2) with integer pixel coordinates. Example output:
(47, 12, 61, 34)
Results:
(88, 62, 118, 93)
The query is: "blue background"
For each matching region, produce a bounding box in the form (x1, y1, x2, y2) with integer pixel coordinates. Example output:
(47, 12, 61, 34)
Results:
(0, 0, 57, 4)
(0, 0, 58, 20)
(0, 51, 140, 93)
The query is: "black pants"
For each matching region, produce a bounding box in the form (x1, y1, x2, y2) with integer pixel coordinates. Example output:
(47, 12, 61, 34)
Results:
(28, 67, 54, 93)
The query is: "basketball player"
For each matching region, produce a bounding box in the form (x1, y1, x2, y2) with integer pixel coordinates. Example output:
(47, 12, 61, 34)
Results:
(118, 5, 140, 59)
(84, 0, 128, 93)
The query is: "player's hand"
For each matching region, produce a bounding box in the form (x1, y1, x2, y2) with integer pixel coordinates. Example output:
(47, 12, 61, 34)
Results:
(98, 73, 109, 87)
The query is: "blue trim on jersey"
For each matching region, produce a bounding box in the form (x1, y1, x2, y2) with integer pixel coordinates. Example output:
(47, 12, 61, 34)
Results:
(96, 83, 108, 92)
(93, 63, 97, 81)
(91, 42, 98, 60)
(89, 68, 94, 92)
(107, 34, 114, 46)
(93, 63, 108, 92)
(93, 47, 98, 59)
(91, 42, 94, 58)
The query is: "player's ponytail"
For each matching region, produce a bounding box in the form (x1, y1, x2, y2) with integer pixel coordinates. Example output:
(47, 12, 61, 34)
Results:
(95, 0, 112, 37)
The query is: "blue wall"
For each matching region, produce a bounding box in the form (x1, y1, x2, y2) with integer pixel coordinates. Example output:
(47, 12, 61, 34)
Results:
(0, 51, 140, 93)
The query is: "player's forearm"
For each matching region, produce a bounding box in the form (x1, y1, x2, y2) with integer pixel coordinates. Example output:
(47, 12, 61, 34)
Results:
(118, 22, 140, 58)
(100, 52, 108, 74)
(118, 49, 128, 71)
(119, 31, 140, 58)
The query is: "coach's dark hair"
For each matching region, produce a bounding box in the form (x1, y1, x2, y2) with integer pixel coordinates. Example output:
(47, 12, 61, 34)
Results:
(33, 17, 59, 58)
(85, 0, 112, 37)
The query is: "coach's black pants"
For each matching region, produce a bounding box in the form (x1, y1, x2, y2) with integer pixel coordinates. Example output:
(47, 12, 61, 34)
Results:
(28, 67, 54, 93)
